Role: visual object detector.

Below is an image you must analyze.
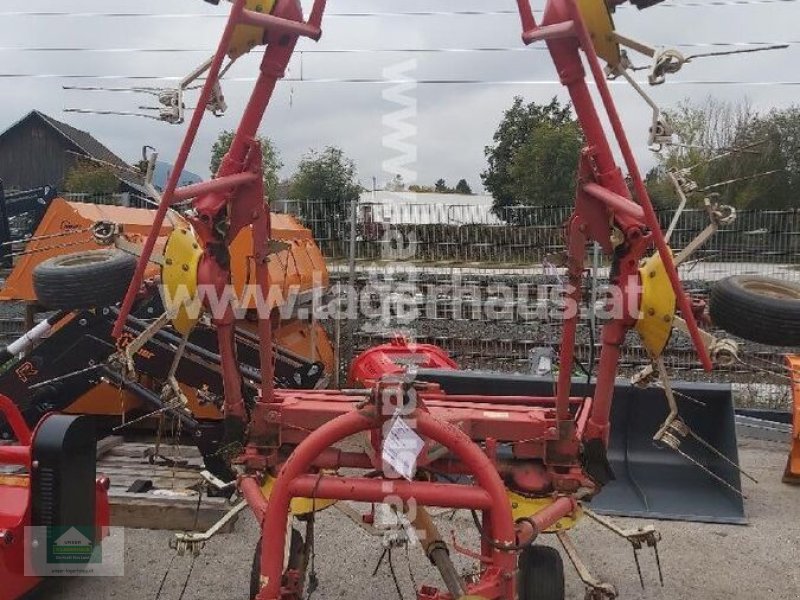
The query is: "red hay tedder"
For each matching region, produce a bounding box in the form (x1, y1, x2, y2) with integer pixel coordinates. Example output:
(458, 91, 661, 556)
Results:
(2, 0, 758, 598)
(109, 0, 710, 598)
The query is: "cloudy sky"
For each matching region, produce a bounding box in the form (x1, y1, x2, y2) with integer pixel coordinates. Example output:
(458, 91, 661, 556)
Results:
(0, 0, 797, 192)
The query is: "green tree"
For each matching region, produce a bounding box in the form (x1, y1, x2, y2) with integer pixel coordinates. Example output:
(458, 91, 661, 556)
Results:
(386, 174, 405, 192)
(482, 97, 582, 219)
(455, 179, 473, 195)
(434, 178, 449, 193)
(289, 146, 362, 239)
(647, 98, 799, 209)
(64, 160, 119, 196)
(210, 130, 283, 198)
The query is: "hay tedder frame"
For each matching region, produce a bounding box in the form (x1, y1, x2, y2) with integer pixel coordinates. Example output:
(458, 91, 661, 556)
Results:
(102, 0, 742, 599)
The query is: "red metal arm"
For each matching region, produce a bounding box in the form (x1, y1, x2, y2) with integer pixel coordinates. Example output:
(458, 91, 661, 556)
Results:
(564, 0, 712, 371)
(515, 0, 711, 373)
(112, 0, 249, 338)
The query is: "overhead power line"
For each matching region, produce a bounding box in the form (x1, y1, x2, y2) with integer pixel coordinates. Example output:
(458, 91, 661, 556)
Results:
(0, 41, 797, 54)
(0, 73, 792, 86)
(0, 0, 795, 19)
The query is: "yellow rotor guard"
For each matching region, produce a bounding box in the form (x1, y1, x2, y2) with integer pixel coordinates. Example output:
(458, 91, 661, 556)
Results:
(228, 0, 278, 60)
(261, 475, 337, 517)
(507, 491, 582, 532)
(575, 0, 622, 68)
(161, 227, 203, 336)
(636, 251, 677, 359)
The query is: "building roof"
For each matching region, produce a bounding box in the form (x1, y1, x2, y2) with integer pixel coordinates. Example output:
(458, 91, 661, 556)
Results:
(0, 110, 145, 191)
(358, 190, 502, 225)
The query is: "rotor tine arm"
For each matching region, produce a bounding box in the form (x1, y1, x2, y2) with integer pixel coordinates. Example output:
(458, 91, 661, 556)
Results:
(111, 0, 248, 338)
(566, 0, 713, 371)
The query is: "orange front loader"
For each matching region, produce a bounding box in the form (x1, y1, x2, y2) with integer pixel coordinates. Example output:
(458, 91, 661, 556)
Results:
(0, 198, 334, 422)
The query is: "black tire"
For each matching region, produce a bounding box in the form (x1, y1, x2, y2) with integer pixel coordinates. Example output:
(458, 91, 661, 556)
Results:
(518, 545, 565, 600)
(32, 249, 137, 309)
(709, 275, 800, 346)
(250, 528, 304, 600)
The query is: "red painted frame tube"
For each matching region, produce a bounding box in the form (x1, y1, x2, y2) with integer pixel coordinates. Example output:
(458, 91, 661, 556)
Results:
(555, 217, 587, 425)
(515, 495, 577, 546)
(583, 182, 646, 221)
(172, 171, 260, 202)
(253, 409, 517, 600)
(289, 476, 494, 510)
(523, 21, 576, 44)
(239, 9, 322, 40)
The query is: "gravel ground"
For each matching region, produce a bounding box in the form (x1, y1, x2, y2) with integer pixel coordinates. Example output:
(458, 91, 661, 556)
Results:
(32, 438, 800, 600)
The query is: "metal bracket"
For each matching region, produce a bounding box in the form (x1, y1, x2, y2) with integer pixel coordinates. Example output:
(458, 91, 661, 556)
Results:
(91, 220, 166, 266)
(613, 63, 673, 150)
(649, 48, 687, 85)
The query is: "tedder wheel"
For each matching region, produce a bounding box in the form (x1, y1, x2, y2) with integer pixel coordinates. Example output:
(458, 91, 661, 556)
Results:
(249, 528, 304, 600)
(709, 275, 800, 346)
(518, 545, 565, 600)
(32, 249, 137, 310)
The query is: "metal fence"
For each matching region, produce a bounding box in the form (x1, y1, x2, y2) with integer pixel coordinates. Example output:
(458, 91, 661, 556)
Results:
(279, 198, 800, 282)
(62, 192, 152, 209)
(281, 198, 798, 404)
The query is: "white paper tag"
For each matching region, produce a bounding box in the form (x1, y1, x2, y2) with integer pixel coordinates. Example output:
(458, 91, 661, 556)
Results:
(382, 417, 425, 481)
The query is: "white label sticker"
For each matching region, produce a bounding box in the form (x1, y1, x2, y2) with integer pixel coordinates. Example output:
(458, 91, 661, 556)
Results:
(382, 417, 425, 481)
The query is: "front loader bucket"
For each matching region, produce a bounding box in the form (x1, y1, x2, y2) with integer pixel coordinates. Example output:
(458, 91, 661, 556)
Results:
(415, 370, 745, 524)
(591, 381, 745, 524)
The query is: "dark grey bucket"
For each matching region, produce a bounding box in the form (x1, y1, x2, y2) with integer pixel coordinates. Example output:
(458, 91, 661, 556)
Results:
(416, 369, 745, 524)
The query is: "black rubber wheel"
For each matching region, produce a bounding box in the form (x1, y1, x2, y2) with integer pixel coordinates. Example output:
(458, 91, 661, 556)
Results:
(709, 275, 800, 346)
(518, 545, 565, 600)
(250, 528, 304, 600)
(32, 249, 137, 309)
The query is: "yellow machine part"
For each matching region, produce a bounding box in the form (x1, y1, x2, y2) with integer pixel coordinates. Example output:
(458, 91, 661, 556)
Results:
(228, 0, 278, 60)
(261, 474, 337, 516)
(161, 227, 204, 336)
(575, 0, 622, 68)
(784, 356, 800, 483)
(508, 491, 582, 532)
(635, 251, 677, 359)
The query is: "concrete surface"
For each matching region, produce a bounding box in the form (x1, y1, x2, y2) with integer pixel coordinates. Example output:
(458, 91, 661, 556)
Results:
(33, 438, 799, 600)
